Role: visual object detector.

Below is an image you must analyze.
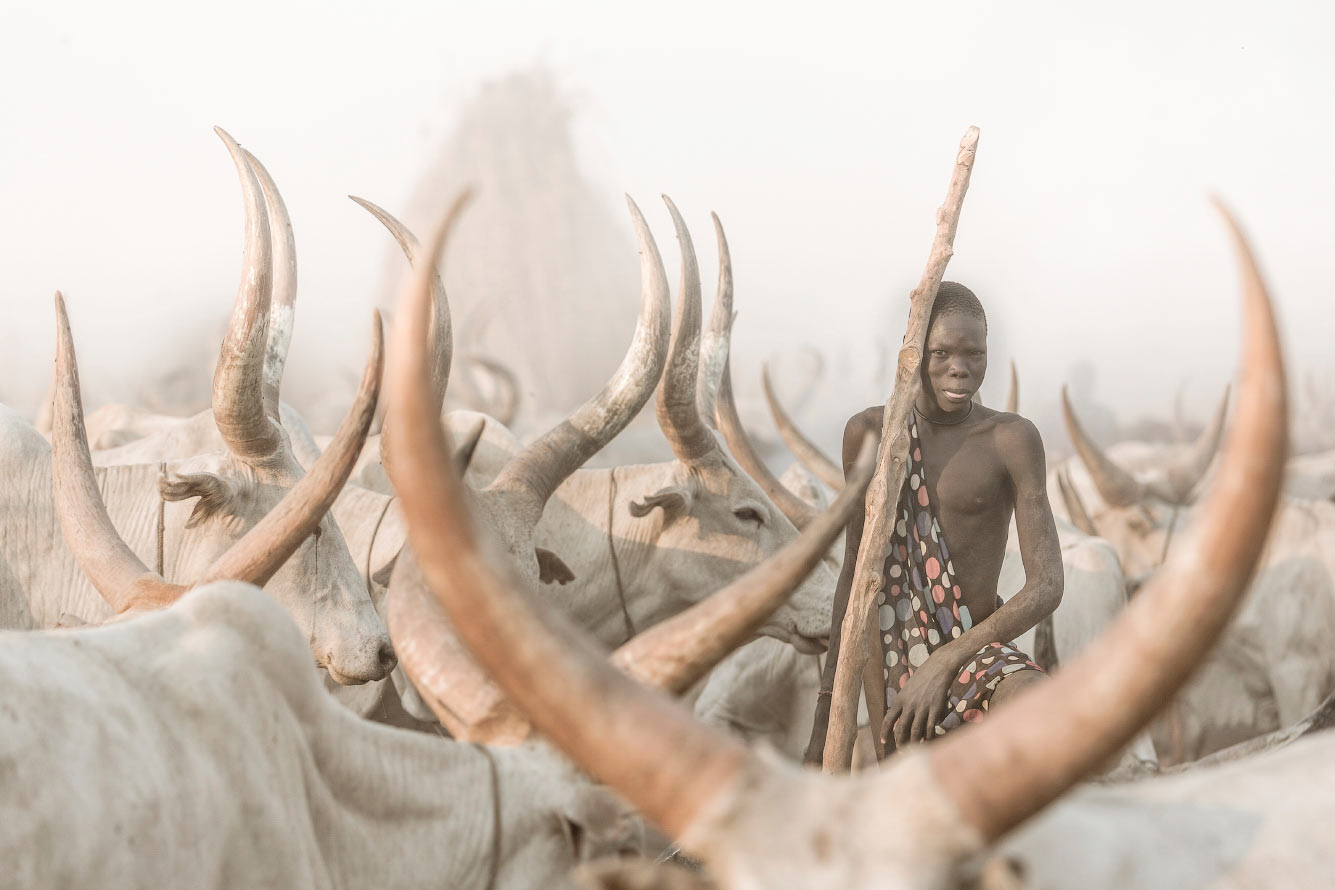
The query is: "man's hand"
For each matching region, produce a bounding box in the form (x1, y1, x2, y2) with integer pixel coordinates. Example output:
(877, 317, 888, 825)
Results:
(879, 649, 962, 749)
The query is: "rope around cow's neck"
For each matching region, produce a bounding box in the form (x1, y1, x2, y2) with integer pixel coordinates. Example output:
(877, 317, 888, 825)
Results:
(156, 462, 167, 579)
(469, 743, 503, 890)
(1158, 504, 1182, 568)
(605, 467, 638, 645)
(364, 495, 398, 594)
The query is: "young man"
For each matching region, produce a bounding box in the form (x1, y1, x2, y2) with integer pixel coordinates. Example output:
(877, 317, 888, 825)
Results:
(805, 282, 1063, 763)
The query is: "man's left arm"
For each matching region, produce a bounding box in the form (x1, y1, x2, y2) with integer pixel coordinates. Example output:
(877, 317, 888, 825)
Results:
(948, 417, 1064, 656)
(882, 418, 1063, 746)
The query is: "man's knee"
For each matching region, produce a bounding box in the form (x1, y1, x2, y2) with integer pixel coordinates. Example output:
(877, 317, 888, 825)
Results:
(989, 668, 1044, 709)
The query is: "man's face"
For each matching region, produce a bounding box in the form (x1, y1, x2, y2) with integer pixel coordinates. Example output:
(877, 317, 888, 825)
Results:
(920, 311, 988, 415)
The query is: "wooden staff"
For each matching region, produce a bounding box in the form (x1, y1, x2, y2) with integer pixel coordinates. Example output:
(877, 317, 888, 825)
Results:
(822, 126, 980, 773)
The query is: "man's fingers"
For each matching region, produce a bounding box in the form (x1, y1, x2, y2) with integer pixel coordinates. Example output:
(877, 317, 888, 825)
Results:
(894, 705, 913, 748)
(911, 707, 930, 744)
(927, 702, 945, 740)
(879, 702, 903, 745)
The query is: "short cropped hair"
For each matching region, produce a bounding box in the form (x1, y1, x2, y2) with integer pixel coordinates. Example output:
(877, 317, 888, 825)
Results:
(929, 281, 987, 333)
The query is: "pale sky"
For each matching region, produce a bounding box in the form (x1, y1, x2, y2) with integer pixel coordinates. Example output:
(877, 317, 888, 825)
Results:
(3, 0, 1332, 455)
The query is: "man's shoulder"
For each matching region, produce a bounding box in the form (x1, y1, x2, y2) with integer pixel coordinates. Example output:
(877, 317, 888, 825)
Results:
(846, 406, 884, 436)
(842, 407, 884, 465)
(987, 412, 1047, 472)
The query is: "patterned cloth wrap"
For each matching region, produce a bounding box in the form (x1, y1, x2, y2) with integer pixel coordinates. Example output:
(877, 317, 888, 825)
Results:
(878, 413, 1043, 738)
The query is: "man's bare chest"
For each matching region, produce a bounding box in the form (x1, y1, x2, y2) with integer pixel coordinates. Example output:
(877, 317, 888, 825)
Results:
(917, 432, 1012, 520)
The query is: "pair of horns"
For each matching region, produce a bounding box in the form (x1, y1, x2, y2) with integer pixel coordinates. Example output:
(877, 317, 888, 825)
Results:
(210, 128, 294, 464)
(1062, 384, 1229, 508)
(51, 294, 382, 613)
(51, 129, 381, 613)
(367, 192, 671, 531)
(654, 199, 819, 527)
(388, 203, 1287, 860)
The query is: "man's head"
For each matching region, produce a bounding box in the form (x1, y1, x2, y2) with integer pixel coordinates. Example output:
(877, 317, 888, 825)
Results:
(919, 282, 988, 418)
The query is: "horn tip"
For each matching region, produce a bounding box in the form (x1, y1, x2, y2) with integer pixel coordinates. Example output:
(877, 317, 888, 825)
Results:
(661, 194, 685, 219)
(214, 126, 239, 149)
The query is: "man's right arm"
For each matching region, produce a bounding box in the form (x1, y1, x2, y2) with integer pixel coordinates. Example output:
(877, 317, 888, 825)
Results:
(802, 408, 878, 767)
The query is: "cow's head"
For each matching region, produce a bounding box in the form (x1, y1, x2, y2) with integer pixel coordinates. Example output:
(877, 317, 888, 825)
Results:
(616, 200, 837, 652)
(50, 129, 393, 684)
(1057, 382, 1230, 579)
(389, 202, 1289, 890)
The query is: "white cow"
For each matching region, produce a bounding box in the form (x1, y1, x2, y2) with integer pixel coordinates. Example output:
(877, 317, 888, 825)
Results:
(1059, 385, 1335, 762)
(1, 132, 392, 684)
(2, 582, 642, 890)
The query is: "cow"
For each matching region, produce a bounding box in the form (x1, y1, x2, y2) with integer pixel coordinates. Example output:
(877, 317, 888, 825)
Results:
(0, 131, 393, 684)
(2, 581, 643, 890)
(1059, 377, 1335, 763)
(385, 203, 1326, 889)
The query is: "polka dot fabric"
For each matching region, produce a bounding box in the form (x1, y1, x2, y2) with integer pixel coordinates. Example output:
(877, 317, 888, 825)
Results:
(878, 414, 1043, 738)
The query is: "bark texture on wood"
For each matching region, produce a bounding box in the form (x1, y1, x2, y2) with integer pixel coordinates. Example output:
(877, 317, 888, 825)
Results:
(822, 126, 980, 773)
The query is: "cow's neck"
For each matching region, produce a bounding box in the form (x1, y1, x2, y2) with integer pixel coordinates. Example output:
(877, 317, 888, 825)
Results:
(330, 483, 401, 587)
(305, 710, 536, 888)
(542, 464, 677, 647)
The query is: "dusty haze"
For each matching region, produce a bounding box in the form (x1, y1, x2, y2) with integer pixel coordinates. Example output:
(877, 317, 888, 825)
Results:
(2, 1, 1333, 462)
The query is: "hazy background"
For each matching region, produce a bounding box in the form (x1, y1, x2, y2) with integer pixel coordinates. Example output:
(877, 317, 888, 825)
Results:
(3, 0, 1332, 462)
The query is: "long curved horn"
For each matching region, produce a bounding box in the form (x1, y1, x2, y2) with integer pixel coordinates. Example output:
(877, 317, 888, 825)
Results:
(717, 356, 817, 528)
(1056, 467, 1098, 537)
(696, 213, 734, 428)
(197, 312, 383, 586)
(931, 202, 1287, 842)
(354, 192, 470, 479)
(385, 198, 754, 838)
(50, 293, 185, 613)
(689, 213, 816, 525)
(761, 362, 844, 490)
(386, 552, 534, 743)
(1004, 360, 1018, 414)
(656, 197, 719, 463)
(211, 127, 283, 464)
(242, 149, 296, 422)
(351, 193, 467, 406)
(487, 196, 671, 524)
(1149, 385, 1231, 504)
(1060, 386, 1143, 507)
(611, 435, 876, 693)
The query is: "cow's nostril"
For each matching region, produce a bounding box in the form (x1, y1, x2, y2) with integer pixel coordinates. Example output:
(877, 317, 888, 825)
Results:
(377, 641, 397, 673)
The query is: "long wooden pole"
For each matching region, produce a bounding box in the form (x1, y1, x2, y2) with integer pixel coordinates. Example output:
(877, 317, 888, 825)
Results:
(822, 126, 980, 773)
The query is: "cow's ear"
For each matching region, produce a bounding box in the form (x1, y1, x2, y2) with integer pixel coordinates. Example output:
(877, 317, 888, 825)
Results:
(160, 473, 241, 529)
(628, 485, 692, 523)
(536, 548, 576, 585)
(371, 551, 400, 589)
(575, 859, 714, 890)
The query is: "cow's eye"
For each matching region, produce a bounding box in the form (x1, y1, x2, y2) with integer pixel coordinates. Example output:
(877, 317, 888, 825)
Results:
(733, 506, 765, 525)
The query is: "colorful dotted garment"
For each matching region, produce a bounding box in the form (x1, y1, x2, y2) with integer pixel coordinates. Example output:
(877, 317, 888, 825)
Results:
(877, 413, 1043, 737)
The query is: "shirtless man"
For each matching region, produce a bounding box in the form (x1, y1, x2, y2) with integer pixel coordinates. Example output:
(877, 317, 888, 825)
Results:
(804, 282, 1063, 763)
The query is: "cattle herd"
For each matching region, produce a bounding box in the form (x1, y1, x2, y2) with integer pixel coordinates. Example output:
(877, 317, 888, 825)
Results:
(2, 127, 1331, 889)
